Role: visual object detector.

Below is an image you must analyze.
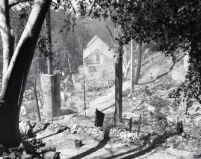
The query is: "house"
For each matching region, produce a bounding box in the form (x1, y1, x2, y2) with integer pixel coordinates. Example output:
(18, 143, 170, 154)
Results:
(83, 35, 115, 81)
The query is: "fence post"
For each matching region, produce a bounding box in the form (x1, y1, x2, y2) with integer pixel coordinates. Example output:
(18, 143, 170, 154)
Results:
(137, 114, 142, 136)
(129, 118, 132, 133)
(83, 75, 86, 116)
(114, 116, 116, 128)
(177, 120, 183, 134)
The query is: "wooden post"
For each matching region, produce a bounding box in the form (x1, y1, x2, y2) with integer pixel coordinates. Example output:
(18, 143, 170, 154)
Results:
(177, 118, 183, 134)
(129, 117, 132, 133)
(131, 39, 135, 93)
(34, 85, 41, 122)
(83, 75, 86, 116)
(113, 113, 116, 128)
(137, 114, 142, 136)
(46, 8, 53, 75)
(80, 34, 86, 116)
(134, 43, 142, 84)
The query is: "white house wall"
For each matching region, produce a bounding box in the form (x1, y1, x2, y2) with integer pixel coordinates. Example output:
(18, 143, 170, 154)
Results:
(83, 36, 115, 81)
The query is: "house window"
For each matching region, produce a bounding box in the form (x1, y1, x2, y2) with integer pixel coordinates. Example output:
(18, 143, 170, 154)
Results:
(96, 54, 100, 63)
(88, 66, 97, 73)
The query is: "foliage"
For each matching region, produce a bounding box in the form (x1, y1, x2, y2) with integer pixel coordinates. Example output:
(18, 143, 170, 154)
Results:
(7, 0, 201, 102)
(87, 0, 201, 103)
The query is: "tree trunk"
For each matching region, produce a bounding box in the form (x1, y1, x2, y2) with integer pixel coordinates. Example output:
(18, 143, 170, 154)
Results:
(134, 43, 142, 85)
(46, 8, 53, 74)
(0, 0, 14, 81)
(130, 39, 135, 93)
(115, 41, 123, 122)
(0, 0, 51, 147)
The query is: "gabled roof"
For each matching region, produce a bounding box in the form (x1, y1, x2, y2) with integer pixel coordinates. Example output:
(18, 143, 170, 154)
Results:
(83, 35, 113, 60)
(86, 35, 99, 48)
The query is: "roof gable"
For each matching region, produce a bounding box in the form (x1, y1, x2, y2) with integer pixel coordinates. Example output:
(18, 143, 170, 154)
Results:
(83, 35, 114, 59)
(86, 35, 99, 48)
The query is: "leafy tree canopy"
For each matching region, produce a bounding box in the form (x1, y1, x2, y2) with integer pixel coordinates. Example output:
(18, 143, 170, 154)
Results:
(9, 0, 201, 101)
(88, 0, 201, 102)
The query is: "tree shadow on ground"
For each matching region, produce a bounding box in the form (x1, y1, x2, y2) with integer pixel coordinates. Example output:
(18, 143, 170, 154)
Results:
(70, 138, 110, 159)
(103, 131, 177, 159)
(138, 55, 184, 85)
(57, 109, 75, 116)
(101, 104, 115, 112)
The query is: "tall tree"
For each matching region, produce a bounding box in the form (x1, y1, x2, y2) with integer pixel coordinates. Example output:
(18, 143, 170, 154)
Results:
(91, 0, 201, 103)
(0, 0, 51, 147)
(105, 22, 123, 122)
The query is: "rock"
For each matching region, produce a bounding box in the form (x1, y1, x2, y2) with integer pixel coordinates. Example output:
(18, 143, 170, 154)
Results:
(188, 102, 200, 115)
(194, 116, 201, 126)
(147, 105, 155, 112)
(20, 105, 27, 116)
(166, 116, 175, 123)
(132, 96, 137, 101)
(71, 130, 77, 134)
(77, 128, 83, 133)
(127, 94, 132, 98)
(71, 124, 79, 130)
(19, 120, 35, 137)
(33, 122, 50, 133)
(127, 133, 134, 139)
(74, 140, 83, 148)
(43, 151, 60, 159)
(21, 154, 33, 159)
(144, 86, 152, 96)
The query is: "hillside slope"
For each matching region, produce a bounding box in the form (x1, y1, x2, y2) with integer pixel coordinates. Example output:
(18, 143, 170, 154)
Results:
(21, 51, 201, 159)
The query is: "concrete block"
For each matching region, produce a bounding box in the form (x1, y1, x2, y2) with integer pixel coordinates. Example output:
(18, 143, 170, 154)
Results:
(41, 74, 61, 118)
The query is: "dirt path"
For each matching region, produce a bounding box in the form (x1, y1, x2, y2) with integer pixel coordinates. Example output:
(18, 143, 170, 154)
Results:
(86, 81, 131, 116)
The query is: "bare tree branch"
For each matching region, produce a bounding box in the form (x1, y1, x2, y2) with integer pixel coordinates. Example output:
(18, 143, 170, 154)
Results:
(88, 0, 97, 16)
